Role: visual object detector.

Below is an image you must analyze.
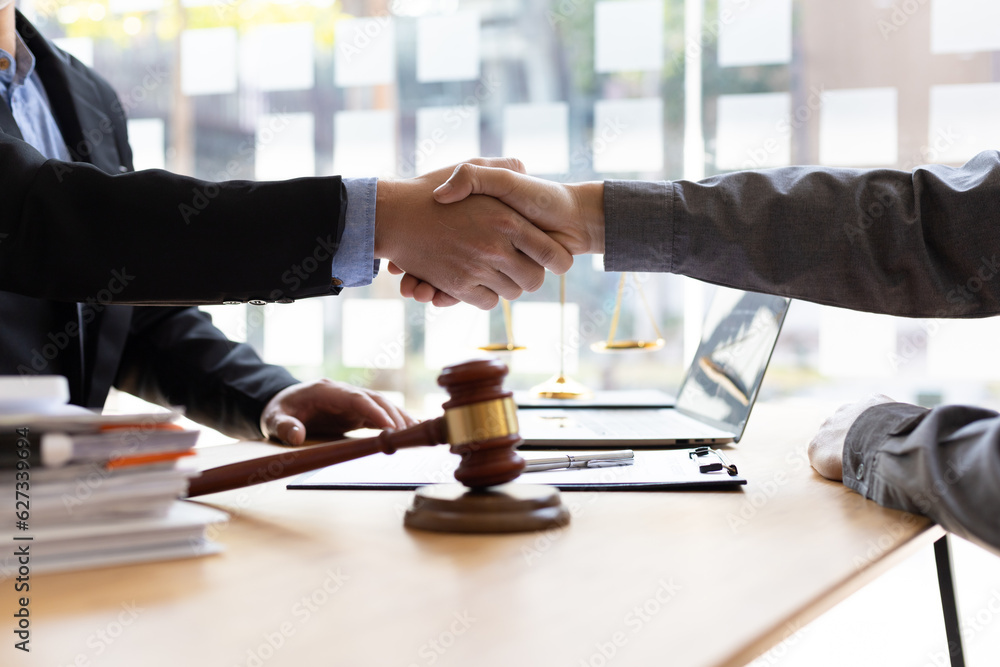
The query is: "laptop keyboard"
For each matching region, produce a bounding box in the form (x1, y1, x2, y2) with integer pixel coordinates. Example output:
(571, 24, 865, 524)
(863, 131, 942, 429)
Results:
(563, 410, 719, 438)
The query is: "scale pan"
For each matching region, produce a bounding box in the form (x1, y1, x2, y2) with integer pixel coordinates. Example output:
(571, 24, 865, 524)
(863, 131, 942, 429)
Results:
(590, 338, 665, 353)
(530, 375, 592, 399)
(478, 343, 527, 352)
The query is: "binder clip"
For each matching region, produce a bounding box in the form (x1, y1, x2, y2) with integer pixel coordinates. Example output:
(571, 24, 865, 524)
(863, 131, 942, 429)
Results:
(689, 447, 738, 476)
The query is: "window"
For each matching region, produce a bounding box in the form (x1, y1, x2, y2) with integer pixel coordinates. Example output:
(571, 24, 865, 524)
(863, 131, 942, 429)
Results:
(31, 0, 1000, 416)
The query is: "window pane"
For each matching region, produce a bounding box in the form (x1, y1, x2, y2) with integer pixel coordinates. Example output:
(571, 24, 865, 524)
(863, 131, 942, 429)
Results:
(53, 37, 93, 67)
(181, 28, 237, 96)
(199, 304, 247, 343)
(594, 0, 663, 73)
(718, 0, 792, 67)
(423, 304, 490, 369)
(819, 88, 898, 167)
(927, 320, 1000, 380)
(931, 0, 1000, 54)
(333, 110, 397, 178)
(416, 12, 481, 83)
(334, 17, 396, 87)
(415, 106, 480, 175)
(255, 113, 315, 181)
(928, 83, 1000, 164)
(818, 309, 897, 378)
(502, 103, 570, 175)
(241, 23, 315, 92)
(593, 99, 663, 173)
(342, 300, 405, 369)
(264, 301, 325, 368)
(511, 302, 580, 376)
(127, 118, 165, 171)
(715, 93, 790, 170)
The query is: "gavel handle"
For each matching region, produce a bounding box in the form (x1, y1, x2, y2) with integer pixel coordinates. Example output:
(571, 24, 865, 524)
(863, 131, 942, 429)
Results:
(185, 417, 447, 498)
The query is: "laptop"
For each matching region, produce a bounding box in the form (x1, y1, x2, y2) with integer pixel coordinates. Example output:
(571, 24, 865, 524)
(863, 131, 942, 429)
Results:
(517, 288, 791, 447)
(513, 389, 675, 410)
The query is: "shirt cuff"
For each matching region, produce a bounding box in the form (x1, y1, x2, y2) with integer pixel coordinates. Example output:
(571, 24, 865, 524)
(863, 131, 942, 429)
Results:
(603, 179, 674, 273)
(842, 403, 929, 501)
(335, 178, 380, 288)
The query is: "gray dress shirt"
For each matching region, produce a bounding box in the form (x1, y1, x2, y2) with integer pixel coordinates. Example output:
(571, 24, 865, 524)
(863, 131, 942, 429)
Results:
(603, 151, 1000, 552)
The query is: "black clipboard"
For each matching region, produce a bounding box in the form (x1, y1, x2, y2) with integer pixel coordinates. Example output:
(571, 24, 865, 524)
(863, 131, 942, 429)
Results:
(287, 447, 746, 492)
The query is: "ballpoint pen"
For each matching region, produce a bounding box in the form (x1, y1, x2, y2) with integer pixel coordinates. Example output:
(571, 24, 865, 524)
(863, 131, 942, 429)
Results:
(522, 450, 635, 473)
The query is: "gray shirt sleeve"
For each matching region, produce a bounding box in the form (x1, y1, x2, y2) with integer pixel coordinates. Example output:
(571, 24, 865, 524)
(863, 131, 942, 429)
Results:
(844, 403, 1000, 553)
(604, 151, 1000, 318)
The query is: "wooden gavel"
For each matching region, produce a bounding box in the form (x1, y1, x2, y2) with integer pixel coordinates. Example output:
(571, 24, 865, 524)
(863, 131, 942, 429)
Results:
(186, 358, 525, 498)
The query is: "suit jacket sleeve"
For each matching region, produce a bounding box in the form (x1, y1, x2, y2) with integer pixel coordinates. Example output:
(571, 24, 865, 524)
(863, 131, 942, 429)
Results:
(114, 305, 298, 439)
(0, 136, 348, 306)
(603, 150, 1000, 318)
(844, 403, 1000, 553)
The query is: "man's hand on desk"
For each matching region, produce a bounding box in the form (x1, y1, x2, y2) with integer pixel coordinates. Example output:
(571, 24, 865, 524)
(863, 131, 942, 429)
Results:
(375, 158, 575, 310)
(807, 394, 894, 481)
(260, 380, 416, 446)
(384, 161, 604, 307)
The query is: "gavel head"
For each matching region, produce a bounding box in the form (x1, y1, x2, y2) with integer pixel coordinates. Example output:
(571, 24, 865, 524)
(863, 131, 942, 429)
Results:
(437, 358, 524, 488)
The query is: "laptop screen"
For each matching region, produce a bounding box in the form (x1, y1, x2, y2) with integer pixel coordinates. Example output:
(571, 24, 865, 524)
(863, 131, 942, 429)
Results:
(674, 288, 791, 441)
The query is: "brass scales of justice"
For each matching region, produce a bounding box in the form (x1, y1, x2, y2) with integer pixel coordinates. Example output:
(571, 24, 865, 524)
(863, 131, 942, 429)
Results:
(478, 272, 665, 399)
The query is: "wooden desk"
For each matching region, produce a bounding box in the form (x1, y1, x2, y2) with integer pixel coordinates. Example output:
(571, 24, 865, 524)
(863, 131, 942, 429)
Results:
(12, 402, 941, 667)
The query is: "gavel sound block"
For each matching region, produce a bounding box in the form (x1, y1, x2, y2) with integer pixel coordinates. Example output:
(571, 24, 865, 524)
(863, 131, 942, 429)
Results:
(186, 358, 570, 533)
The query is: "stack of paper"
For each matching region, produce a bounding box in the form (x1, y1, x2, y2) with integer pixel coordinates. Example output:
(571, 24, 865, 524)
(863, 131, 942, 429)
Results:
(1, 376, 227, 574)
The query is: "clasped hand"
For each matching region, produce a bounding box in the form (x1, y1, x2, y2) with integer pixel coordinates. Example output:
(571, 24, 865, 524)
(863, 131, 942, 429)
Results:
(380, 159, 605, 308)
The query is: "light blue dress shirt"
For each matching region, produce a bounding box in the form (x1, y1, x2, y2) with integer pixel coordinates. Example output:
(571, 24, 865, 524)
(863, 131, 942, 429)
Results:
(1, 31, 378, 290)
(0, 32, 71, 161)
(338, 178, 379, 287)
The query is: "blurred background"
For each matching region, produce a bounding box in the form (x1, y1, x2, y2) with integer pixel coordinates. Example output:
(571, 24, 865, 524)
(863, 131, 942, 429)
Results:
(24, 0, 1000, 418)
(25, 0, 1000, 663)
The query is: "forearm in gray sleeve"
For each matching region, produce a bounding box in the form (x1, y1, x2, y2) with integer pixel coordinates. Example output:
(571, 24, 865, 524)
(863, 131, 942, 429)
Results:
(843, 403, 1000, 553)
(604, 151, 1000, 318)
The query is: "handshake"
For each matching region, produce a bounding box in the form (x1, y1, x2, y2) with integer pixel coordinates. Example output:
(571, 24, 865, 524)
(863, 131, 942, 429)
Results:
(374, 157, 607, 310)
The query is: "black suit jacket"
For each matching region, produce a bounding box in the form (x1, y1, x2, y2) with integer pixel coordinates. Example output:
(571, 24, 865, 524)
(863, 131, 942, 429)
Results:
(0, 14, 347, 437)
